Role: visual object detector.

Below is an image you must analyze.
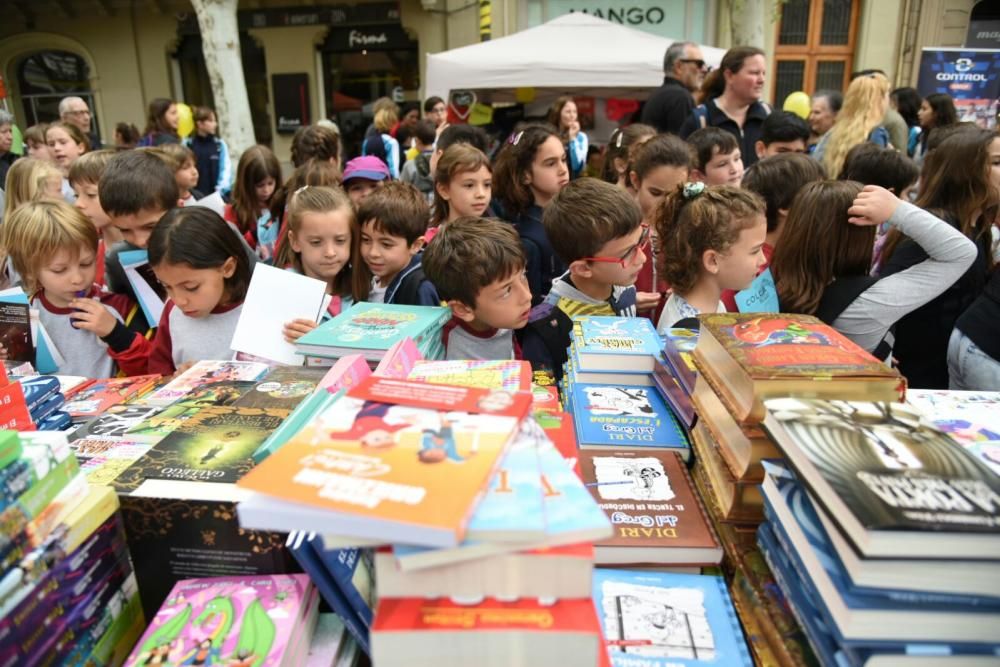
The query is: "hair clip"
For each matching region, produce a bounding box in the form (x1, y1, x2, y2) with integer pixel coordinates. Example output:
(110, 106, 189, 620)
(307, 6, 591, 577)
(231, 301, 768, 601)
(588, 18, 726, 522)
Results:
(509, 130, 524, 146)
(615, 130, 624, 149)
(294, 185, 310, 195)
(682, 182, 705, 200)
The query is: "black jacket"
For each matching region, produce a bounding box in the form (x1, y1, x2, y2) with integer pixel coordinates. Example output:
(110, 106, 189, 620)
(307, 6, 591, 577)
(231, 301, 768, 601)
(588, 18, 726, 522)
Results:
(679, 98, 771, 167)
(640, 77, 695, 136)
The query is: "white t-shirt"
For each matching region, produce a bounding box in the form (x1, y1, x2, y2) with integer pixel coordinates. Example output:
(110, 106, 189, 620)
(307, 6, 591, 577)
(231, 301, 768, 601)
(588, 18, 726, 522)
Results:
(369, 276, 387, 304)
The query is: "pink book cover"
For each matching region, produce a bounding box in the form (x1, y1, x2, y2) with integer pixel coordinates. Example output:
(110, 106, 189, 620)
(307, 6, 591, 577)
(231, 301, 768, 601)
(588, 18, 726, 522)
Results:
(373, 337, 422, 379)
(319, 354, 372, 393)
(123, 574, 313, 667)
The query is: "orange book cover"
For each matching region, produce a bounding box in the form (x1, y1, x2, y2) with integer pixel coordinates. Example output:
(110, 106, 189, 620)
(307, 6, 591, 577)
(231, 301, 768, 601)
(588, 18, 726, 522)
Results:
(237, 377, 531, 547)
(373, 596, 602, 633)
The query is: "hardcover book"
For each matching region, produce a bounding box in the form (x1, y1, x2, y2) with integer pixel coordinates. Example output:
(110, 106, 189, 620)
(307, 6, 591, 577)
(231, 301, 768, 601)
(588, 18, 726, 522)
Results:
(762, 398, 1000, 559)
(406, 359, 532, 393)
(651, 359, 695, 427)
(592, 568, 752, 667)
(295, 303, 450, 360)
(237, 378, 531, 547)
(570, 382, 689, 456)
(695, 313, 905, 423)
(688, 422, 764, 523)
(579, 448, 721, 566)
(143, 360, 271, 407)
(568, 347, 655, 387)
(123, 574, 318, 667)
(572, 315, 661, 372)
(62, 375, 160, 418)
(660, 327, 699, 396)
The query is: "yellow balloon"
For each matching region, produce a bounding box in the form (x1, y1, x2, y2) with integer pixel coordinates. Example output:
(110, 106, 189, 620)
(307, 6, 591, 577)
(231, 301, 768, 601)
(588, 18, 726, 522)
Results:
(176, 103, 194, 138)
(782, 91, 811, 120)
(515, 87, 536, 104)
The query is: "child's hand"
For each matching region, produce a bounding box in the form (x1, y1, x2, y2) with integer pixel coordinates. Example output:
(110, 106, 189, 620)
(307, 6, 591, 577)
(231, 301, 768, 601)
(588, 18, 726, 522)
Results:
(283, 318, 318, 343)
(70, 298, 117, 337)
(636, 291, 663, 313)
(848, 185, 900, 227)
(568, 120, 580, 139)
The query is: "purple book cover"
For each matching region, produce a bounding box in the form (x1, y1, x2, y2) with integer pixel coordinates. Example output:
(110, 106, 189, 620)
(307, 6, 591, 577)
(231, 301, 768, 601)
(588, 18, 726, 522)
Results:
(124, 573, 313, 667)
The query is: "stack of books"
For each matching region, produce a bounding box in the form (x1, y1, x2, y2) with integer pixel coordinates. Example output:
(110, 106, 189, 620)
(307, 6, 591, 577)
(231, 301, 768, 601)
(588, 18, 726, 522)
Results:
(294, 302, 450, 365)
(758, 398, 1000, 664)
(122, 574, 319, 667)
(14, 374, 72, 430)
(652, 327, 699, 431)
(0, 431, 144, 665)
(688, 313, 905, 666)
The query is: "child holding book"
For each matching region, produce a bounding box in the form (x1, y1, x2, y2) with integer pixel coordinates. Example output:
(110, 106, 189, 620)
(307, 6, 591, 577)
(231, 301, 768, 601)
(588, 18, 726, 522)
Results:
(352, 181, 439, 306)
(423, 217, 531, 360)
(2, 200, 150, 376)
(225, 145, 282, 261)
(520, 178, 644, 380)
(276, 185, 355, 343)
(655, 182, 767, 331)
(770, 181, 975, 360)
(148, 207, 251, 375)
(425, 144, 492, 242)
(687, 127, 744, 187)
(69, 150, 122, 287)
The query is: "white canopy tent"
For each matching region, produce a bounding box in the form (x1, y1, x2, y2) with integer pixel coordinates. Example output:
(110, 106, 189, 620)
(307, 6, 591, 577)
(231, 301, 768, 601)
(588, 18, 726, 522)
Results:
(424, 13, 726, 105)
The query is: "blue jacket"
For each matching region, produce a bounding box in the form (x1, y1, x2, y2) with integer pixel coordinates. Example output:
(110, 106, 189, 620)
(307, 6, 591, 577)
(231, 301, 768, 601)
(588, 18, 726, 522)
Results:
(185, 133, 233, 194)
(384, 254, 439, 306)
(507, 204, 565, 306)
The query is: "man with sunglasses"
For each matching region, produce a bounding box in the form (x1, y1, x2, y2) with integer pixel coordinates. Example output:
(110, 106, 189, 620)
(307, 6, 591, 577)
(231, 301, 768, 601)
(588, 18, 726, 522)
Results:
(641, 41, 708, 136)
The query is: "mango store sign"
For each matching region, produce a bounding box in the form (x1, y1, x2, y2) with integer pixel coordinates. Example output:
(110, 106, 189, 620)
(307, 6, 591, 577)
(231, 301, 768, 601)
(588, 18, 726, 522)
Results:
(540, 0, 704, 41)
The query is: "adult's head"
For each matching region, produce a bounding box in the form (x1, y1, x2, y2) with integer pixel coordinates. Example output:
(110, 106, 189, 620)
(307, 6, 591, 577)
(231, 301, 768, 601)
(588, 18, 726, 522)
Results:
(808, 90, 842, 137)
(890, 87, 922, 128)
(662, 41, 707, 93)
(59, 96, 93, 134)
(424, 96, 447, 129)
(718, 46, 767, 105)
(918, 93, 958, 131)
(144, 98, 179, 137)
(0, 109, 13, 155)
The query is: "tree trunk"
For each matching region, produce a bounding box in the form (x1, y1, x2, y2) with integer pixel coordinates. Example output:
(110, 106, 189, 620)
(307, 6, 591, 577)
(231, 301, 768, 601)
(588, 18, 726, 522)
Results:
(190, 0, 256, 158)
(730, 0, 767, 49)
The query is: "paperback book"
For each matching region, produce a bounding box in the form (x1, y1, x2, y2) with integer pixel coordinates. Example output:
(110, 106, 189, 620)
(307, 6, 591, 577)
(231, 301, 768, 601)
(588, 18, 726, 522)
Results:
(63, 375, 160, 418)
(570, 382, 689, 456)
(143, 360, 271, 407)
(572, 315, 661, 372)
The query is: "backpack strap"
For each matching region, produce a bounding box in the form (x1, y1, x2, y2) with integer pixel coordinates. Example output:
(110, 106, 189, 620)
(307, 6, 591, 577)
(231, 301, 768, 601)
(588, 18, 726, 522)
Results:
(816, 276, 894, 361)
(694, 104, 708, 129)
(392, 265, 426, 306)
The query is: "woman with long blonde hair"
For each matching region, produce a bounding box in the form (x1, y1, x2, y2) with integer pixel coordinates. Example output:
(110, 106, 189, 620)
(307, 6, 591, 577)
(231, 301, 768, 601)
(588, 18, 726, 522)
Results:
(814, 72, 891, 178)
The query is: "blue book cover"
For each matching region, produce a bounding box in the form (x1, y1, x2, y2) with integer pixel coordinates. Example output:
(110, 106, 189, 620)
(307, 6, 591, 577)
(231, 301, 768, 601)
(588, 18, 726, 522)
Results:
(308, 536, 375, 627)
(285, 531, 370, 656)
(296, 302, 449, 356)
(592, 568, 752, 667)
(18, 375, 60, 411)
(571, 382, 689, 450)
(572, 316, 660, 371)
(762, 473, 1000, 647)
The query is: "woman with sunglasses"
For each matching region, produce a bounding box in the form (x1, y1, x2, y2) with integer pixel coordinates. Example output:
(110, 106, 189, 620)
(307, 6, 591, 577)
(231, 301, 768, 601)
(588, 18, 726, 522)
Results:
(641, 41, 709, 136)
(680, 46, 770, 167)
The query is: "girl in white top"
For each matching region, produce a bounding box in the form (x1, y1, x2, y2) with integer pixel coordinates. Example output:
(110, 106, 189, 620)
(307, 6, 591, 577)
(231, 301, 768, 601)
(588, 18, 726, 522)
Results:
(655, 182, 768, 332)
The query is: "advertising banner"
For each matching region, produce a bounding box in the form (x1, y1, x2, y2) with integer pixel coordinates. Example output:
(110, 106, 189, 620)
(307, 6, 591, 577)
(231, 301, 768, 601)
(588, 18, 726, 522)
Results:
(916, 48, 1000, 129)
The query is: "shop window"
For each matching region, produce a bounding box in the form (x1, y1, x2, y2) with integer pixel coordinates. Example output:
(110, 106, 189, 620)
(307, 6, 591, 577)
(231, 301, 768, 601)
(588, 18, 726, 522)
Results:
(773, 0, 859, 100)
(16, 50, 98, 138)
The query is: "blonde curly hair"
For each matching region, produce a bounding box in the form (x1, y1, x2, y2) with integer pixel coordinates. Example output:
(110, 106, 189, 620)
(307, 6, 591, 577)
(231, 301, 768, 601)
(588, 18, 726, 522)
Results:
(822, 72, 890, 178)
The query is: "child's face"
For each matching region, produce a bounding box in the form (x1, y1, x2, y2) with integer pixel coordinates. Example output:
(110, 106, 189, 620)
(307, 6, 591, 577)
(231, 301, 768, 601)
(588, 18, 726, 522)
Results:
(47, 127, 86, 174)
(177, 160, 199, 193)
(27, 140, 52, 162)
(710, 214, 768, 291)
(460, 267, 532, 331)
(437, 165, 491, 220)
(72, 180, 111, 230)
(38, 246, 97, 307)
(761, 139, 807, 158)
(289, 208, 352, 287)
(196, 114, 218, 136)
(359, 219, 422, 287)
(110, 206, 167, 248)
(633, 165, 688, 219)
(255, 177, 276, 206)
(346, 179, 381, 205)
(581, 224, 649, 287)
(153, 258, 236, 319)
(527, 135, 569, 206)
(699, 148, 744, 187)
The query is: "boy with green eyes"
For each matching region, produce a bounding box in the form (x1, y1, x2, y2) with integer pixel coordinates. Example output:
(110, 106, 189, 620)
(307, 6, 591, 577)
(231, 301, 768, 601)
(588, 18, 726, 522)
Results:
(519, 178, 645, 381)
(422, 218, 532, 360)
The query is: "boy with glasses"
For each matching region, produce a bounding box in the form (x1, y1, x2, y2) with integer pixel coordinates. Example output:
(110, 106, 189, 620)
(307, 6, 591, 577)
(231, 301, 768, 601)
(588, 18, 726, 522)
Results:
(520, 178, 645, 381)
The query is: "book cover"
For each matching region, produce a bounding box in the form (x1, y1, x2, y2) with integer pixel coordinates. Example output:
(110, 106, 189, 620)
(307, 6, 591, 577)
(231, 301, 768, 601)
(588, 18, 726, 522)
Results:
(319, 354, 372, 392)
(70, 404, 164, 440)
(296, 303, 449, 359)
(534, 410, 579, 475)
(406, 359, 532, 393)
(592, 568, 752, 666)
(237, 379, 530, 547)
(62, 375, 160, 418)
(172, 381, 257, 408)
(579, 449, 721, 564)
(17, 375, 60, 411)
(372, 337, 422, 378)
(73, 437, 155, 486)
(763, 398, 1000, 559)
(144, 360, 271, 406)
(572, 316, 660, 371)
(906, 389, 1000, 476)
(232, 367, 325, 411)
(651, 362, 696, 428)
(570, 382, 689, 454)
(122, 404, 204, 443)
(114, 406, 287, 489)
(0, 301, 33, 363)
(123, 574, 315, 667)
(308, 538, 375, 627)
(251, 390, 344, 465)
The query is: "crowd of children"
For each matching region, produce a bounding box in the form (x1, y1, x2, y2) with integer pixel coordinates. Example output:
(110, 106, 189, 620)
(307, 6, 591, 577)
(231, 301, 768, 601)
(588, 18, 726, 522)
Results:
(0, 82, 997, 392)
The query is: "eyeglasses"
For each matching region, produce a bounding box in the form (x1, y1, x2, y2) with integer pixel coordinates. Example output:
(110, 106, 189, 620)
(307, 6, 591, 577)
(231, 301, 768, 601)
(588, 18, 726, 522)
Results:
(581, 224, 650, 268)
(678, 58, 708, 70)
(65, 109, 90, 116)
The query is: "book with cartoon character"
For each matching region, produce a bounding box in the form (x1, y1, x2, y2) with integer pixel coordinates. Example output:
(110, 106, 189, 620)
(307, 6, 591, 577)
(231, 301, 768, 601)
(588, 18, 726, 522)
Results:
(237, 377, 531, 547)
(572, 315, 661, 372)
(695, 313, 904, 423)
(295, 303, 450, 360)
(905, 389, 1000, 476)
(62, 375, 161, 419)
(123, 573, 319, 667)
(570, 382, 689, 456)
(144, 360, 272, 407)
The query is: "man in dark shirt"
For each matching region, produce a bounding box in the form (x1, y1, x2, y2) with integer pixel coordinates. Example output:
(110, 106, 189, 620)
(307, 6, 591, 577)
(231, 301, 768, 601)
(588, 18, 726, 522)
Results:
(640, 41, 707, 135)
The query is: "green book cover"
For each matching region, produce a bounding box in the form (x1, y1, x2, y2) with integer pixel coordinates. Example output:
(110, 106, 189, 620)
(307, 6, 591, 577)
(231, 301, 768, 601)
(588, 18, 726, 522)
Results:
(234, 366, 325, 411)
(0, 431, 22, 469)
(296, 302, 449, 354)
